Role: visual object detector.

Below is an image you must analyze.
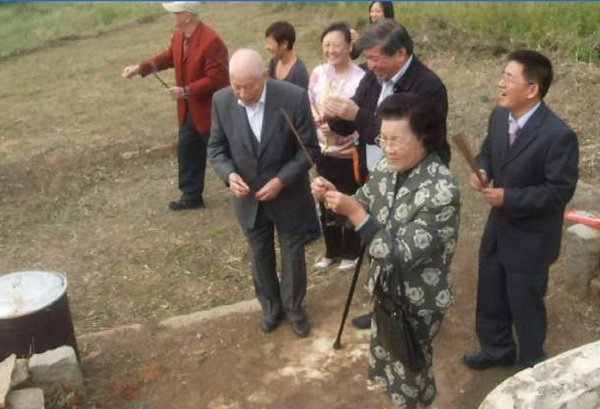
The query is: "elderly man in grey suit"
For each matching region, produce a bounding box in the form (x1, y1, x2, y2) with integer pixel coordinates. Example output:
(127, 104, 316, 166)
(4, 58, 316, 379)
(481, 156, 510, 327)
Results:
(208, 49, 319, 337)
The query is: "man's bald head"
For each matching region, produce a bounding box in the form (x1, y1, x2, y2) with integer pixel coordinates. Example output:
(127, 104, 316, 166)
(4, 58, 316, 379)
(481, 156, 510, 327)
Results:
(229, 48, 265, 79)
(229, 49, 267, 106)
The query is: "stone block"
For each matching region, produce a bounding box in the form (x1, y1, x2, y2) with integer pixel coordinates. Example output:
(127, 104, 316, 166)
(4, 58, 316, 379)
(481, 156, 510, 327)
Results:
(159, 299, 260, 330)
(5, 388, 44, 409)
(479, 340, 600, 409)
(569, 181, 600, 212)
(0, 354, 16, 409)
(565, 224, 600, 287)
(29, 346, 82, 388)
(10, 359, 28, 389)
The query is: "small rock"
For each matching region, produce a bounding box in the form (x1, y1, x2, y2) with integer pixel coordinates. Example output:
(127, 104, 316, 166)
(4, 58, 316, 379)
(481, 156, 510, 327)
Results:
(145, 143, 175, 158)
(5, 388, 44, 409)
(121, 151, 139, 160)
(0, 354, 16, 409)
(10, 359, 29, 389)
(29, 346, 83, 388)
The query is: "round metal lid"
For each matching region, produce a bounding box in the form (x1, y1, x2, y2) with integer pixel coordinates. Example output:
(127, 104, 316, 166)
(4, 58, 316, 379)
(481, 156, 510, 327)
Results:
(0, 271, 67, 319)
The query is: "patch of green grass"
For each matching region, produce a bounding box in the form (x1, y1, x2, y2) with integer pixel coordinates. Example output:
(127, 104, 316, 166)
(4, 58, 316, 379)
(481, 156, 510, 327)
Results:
(2, 2, 597, 62)
(0, 2, 160, 57)
(263, 2, 599, 63)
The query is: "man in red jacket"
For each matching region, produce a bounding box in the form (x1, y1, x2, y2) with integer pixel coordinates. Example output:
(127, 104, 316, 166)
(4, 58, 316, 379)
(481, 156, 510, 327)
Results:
(122, 2, 229, 210)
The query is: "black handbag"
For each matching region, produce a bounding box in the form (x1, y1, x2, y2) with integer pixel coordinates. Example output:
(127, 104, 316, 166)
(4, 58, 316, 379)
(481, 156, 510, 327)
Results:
(373, 275, 426, 372)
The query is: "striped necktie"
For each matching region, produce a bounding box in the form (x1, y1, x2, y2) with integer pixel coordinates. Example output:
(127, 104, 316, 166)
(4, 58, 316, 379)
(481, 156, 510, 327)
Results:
(377, 79, 394, 106)
(508, 116, 520, 146)
(183, 36, 189, 58)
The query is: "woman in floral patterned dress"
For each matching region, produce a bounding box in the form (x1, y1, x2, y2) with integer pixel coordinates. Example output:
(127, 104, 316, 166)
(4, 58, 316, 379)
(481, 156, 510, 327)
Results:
(311, 93, 460, 407)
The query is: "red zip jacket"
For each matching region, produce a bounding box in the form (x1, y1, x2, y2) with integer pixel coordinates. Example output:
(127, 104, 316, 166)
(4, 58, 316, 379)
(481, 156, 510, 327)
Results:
(139, 21, 229, 133)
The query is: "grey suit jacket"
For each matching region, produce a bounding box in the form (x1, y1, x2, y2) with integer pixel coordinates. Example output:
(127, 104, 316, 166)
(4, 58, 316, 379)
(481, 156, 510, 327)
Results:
(477, 103, 579, 270)
(208, 79, 319, 231)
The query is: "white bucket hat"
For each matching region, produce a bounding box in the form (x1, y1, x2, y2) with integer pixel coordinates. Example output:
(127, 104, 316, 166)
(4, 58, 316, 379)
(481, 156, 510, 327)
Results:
(162, 2, 201, 15)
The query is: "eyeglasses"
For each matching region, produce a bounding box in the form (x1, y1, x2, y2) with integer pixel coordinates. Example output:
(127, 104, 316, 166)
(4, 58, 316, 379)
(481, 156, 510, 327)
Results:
(375, 134, 407, 149)
(500, 72, 535, 86)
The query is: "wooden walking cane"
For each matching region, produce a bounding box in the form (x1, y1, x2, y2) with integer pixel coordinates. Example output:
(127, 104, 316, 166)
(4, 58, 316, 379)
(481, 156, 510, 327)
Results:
(333, 244, 366, 350)
(452, 133, 486, 186)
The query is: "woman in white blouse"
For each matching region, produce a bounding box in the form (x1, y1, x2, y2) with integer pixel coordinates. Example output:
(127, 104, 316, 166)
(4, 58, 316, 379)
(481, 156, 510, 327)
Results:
(309, 22, 366, 270)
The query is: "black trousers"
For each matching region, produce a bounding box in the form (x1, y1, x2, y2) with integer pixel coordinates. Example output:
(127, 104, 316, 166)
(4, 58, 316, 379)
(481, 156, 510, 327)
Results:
(317, 155, 361, 260)
(177, 111, 208, 200)
(476, 249, 548, 366)
(242, 202, 307, 324)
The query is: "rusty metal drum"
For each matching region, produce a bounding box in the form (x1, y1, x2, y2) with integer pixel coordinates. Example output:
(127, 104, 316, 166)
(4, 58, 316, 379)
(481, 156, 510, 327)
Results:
(0, 271, 79, 360)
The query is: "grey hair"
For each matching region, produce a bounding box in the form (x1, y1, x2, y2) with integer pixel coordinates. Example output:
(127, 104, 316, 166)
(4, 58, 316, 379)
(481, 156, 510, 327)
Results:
(355, 19, 414, 56)
(229, 48, 265, 78)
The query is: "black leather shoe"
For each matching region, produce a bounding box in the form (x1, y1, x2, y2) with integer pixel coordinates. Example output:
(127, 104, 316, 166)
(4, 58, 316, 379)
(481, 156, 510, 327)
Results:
(351, 313, 372, 330)
(168, 197, 204, 211)
(463, 351, 516, 370)
(262, 315, 282, 333)
(291, 319, 310, 338)
(518, 353, 547, 369)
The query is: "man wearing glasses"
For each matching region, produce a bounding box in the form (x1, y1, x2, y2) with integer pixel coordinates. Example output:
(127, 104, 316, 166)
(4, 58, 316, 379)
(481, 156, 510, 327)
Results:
(321, 19, 450, 330)
(323, 19, 450, 184)
(464, 50, 579, 370)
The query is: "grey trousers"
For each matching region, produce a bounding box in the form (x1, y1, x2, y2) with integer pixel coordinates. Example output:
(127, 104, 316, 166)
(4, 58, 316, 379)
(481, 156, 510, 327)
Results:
(242, 202, 307, 323)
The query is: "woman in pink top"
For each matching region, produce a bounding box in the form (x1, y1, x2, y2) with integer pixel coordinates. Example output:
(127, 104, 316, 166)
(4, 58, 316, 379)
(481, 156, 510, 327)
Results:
(309, 22, 365, 271)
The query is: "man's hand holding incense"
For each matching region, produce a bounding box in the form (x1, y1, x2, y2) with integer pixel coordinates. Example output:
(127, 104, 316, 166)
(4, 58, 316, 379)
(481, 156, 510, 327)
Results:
(228, 172, 251, 198)
(255, 177, 284, 202)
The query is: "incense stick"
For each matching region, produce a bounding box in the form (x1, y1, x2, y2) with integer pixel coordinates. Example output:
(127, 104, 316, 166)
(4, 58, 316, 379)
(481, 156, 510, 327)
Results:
(452, 133, 486, 186)
(281, 109, 315, 168)
(152, 72, 169, 89)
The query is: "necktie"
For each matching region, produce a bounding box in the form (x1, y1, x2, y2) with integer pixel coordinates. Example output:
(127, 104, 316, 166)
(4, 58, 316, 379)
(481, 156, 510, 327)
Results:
(183, 36, 189, 58)
(508, 117, 520, 146)
(377, 79, 394, 106)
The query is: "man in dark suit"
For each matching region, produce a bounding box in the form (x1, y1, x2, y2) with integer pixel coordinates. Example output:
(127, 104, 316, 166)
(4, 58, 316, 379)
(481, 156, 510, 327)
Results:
(325, 19, 450, 184)
(208, 49, 319, 338)
(324, 19, 450, 329)
(464, 50, 579, 369)
(122, 2, 229, 211)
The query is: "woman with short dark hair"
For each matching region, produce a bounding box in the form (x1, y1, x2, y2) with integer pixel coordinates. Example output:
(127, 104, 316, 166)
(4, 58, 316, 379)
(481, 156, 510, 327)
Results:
(264, 21, 309, 90)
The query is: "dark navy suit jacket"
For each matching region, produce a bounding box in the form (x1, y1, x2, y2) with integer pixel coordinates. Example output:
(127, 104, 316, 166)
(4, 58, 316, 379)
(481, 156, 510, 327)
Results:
(477, 103, 579, 270)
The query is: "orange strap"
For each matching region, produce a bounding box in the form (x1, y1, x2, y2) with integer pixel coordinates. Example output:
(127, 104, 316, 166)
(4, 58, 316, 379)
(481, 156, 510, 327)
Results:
(352, 147, 363, 185)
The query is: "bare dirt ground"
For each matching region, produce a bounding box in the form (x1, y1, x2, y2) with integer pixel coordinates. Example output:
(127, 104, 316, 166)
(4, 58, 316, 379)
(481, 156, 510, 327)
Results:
(1, 4, 599, 409)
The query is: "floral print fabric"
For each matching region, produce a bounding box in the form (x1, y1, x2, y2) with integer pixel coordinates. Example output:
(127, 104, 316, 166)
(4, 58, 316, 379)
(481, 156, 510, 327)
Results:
(355, 153, 461, 407)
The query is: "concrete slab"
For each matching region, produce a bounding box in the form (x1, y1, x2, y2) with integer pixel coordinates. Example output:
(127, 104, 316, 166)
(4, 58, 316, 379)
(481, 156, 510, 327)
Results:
(0, 354, 16, 409)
